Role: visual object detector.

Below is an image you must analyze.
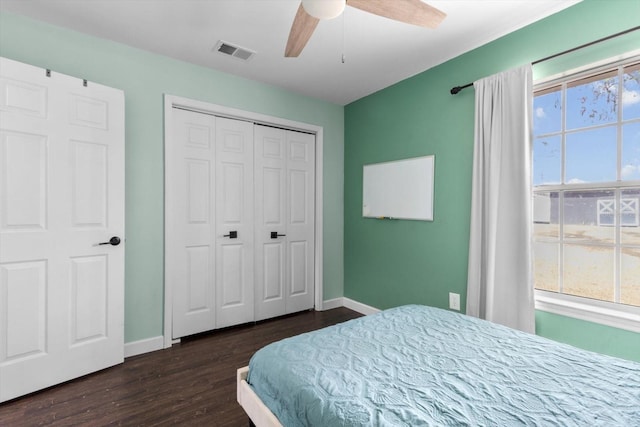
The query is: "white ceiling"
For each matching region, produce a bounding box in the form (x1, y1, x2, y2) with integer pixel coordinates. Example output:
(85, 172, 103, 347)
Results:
(0, 0, 581, 105)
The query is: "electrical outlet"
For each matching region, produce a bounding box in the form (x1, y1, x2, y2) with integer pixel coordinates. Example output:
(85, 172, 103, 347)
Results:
(449, 292, 460, 311)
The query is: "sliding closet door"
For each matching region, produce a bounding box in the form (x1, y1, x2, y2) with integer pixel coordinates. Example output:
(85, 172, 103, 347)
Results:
(0, 57, 125, 402)
(254, 125, 315, 321)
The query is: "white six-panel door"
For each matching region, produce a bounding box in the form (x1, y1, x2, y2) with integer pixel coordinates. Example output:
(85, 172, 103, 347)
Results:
(169, 110, 254, 338)
(254, 126, 287, 320)
(215, 117, 254, 328)
(168, 109, 217, 338)
(254, 125, 315, 321)
(168, 110, 315, 338)
(0, 57, 125, 402)
(284, 129, 316, 314)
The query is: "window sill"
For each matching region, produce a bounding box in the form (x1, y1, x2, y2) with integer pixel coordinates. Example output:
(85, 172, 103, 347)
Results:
(535, 290, 640, 333)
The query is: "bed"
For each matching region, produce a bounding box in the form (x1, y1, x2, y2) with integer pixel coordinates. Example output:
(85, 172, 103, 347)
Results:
(237, 304, 640, 426)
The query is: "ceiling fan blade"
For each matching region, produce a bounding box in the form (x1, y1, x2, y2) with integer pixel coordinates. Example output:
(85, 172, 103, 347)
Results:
(347, 0, 446, 29)
(285, 3, 320, 57)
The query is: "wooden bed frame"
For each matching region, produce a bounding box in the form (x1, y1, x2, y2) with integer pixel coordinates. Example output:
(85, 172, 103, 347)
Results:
(236, 367, 283, 427)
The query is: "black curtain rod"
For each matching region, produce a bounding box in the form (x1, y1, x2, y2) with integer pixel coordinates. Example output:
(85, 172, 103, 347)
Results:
(449, 25, 640, 95)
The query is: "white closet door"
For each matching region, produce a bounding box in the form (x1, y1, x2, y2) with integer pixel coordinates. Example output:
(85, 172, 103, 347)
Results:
(254, 125, 315, 320)
(168, 111, 313, 334)
(0, 57, 125, 402)
(254, 126, 287, 320)
(169, 112, 254, 336)
(284, 130, 315, 314)
(215, 117, 254, 328)
(169, 109, 216, 338)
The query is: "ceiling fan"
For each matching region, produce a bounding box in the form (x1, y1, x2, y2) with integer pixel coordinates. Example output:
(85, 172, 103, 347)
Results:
(285, 0, 447, 57)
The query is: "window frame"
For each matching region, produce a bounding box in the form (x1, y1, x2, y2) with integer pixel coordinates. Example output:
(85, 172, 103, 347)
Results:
(532, 52, 640, 333)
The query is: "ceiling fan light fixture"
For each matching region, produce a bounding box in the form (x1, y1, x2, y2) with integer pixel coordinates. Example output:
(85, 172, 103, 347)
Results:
(301, 0, 346, 20)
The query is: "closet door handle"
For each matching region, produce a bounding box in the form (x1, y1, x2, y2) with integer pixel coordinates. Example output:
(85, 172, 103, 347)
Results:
(270, 232, 286, 239)
(98, 236, 121, 246)
(224, 231, 238, 239)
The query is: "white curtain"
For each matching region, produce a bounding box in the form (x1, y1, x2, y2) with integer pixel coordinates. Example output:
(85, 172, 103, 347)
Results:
(466, 64, 535, 333)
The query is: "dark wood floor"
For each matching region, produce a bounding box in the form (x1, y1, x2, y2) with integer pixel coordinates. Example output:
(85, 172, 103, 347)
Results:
(0, 307, 361, 426)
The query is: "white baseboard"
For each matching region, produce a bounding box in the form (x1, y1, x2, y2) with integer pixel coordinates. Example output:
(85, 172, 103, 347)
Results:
(343, 298, 380, 316)
(124, 335, 164, 358)
(320, 297, 344, 310)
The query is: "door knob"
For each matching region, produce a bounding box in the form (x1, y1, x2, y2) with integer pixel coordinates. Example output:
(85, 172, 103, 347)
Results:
(98, 236, 121, 246)
(224, 231, 238, 239)
(270, 232, 286, 239)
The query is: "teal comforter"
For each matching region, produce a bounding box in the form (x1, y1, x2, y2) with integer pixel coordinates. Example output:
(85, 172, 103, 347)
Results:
(247, 305, 640, 426)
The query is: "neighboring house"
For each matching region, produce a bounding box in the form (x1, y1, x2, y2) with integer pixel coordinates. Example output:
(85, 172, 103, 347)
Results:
(534, 191, 640, 227)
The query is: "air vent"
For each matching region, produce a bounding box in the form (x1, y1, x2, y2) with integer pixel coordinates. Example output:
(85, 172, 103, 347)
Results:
(214, 40, 256, 61)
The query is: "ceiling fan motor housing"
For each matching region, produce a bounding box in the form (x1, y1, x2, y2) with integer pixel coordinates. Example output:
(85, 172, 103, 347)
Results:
(302, 0, 346, 20)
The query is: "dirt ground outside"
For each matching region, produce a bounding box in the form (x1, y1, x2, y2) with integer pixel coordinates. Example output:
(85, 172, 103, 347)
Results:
(534, 224, 640, 307)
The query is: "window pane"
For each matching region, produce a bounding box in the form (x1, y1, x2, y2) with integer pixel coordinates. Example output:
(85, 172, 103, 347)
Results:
(621, 247, 640, 307)
(565, 127, 616, 183)
(621, 188, 640, 244)
(566, 72, 618, 130)
(534, 242, 559, 292)
(534, 192, 559, 239)
(533, 135, 561, 185)
(622, 64, 640, 121)
(532, 59, 640, 312)
(563, 244, 614, 302)
(564, 190, 615, 244)
(533, 89, 561, 136)
(622, 122, 640, 181)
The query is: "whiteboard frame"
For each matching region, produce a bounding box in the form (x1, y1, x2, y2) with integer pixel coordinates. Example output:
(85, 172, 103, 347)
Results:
(362, 155, 435, 221)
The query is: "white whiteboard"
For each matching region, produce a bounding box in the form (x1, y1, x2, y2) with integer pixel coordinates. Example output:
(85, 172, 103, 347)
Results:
(362, 155, 434, 221)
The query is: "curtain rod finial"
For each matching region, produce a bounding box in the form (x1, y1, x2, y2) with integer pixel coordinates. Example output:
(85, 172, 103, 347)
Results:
(450, 86, 462, 95)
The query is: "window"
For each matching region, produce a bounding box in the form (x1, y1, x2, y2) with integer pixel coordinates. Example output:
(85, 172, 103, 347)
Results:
(532, 56, 640, 330)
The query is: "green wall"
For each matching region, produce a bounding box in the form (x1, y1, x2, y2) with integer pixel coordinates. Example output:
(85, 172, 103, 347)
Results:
(345, 0, 640, 362)
(536, 311, 640, 362)
(0, 12, 345, 343)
